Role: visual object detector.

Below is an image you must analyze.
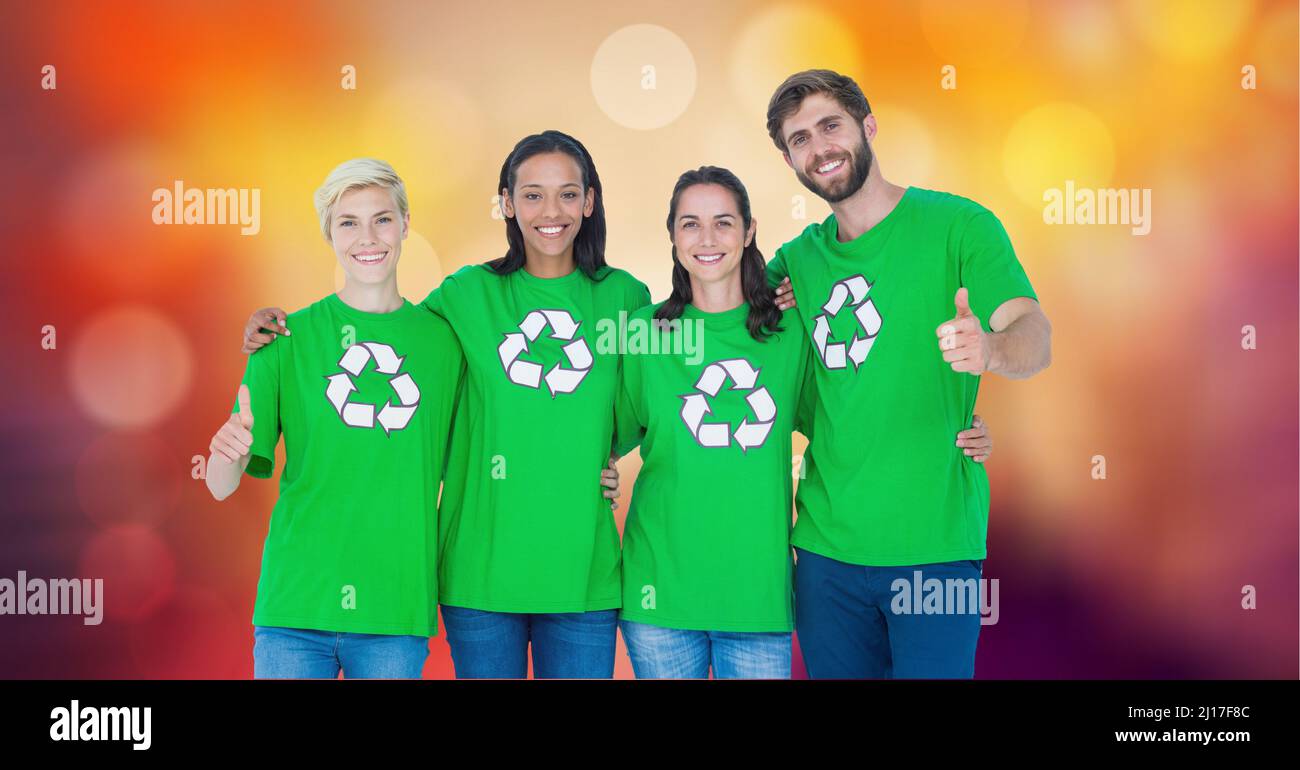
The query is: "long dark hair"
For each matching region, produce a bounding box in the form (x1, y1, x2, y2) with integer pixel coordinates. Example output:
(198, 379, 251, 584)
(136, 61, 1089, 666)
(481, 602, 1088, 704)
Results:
(486, 130, 609, 280)
(655, 166, 782, 341)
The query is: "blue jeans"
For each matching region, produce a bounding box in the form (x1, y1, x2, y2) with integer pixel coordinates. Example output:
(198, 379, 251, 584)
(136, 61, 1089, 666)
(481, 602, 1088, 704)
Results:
(620, 619, 792, 679)
(794, 547, 984, 679)
(252, 626, 429, 679)
(439, 605, 617, 679)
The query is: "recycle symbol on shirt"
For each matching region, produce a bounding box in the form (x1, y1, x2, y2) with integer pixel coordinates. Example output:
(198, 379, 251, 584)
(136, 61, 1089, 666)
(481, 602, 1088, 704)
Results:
(497, 308, 593, 397)
(679, 358, 777, 452)
(324, 341, 421, 434)
(813, 273, 883, 371)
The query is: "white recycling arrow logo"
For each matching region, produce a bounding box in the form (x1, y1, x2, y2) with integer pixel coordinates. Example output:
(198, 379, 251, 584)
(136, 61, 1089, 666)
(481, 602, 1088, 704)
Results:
(812, 273, 882, 371)
(678, 358, 777, 452)
(324, 341, 421, 434)
(497, 308, 593, 397)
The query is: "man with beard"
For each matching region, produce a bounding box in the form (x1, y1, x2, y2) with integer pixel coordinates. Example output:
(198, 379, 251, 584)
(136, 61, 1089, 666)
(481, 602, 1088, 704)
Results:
(765, 69, 1051, 678)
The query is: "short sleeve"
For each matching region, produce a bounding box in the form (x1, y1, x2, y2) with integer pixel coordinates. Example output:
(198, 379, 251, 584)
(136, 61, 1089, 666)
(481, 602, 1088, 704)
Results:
(426, 314, 466, 483)
(612, 345, 646, 458)
(427, 312, 465, 394)
(793, 343, 817, 440)
(420, 283, 447, 319)
(765, 247, 789, 290)
(235, 345, 281, 479)
(957, 210, 1038, 331)
(443, 372, 468, 482)
(626, 278, 652, 313)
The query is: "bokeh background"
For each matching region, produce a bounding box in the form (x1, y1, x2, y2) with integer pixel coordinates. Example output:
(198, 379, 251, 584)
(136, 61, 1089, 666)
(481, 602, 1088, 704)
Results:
(0, 0, 1296, 678)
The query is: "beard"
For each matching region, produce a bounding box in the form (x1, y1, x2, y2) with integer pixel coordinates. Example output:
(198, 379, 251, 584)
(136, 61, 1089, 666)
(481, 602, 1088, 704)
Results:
(794, 132, 874, 204)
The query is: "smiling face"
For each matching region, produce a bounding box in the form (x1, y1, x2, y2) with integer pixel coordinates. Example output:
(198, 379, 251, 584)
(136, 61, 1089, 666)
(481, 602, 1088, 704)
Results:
(671, 183, 755, 290)
(329, 184, 407, 287)
(781, 91, 875, 204)
(501, 151, 595, 264)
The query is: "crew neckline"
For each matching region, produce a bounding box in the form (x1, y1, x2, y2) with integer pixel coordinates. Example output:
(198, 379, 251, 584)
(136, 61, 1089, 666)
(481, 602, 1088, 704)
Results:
(682, 300, 749, 329)
(514, 262, 586, 286)
(823, 185, 916, 253)
(326, 292, 414, 322)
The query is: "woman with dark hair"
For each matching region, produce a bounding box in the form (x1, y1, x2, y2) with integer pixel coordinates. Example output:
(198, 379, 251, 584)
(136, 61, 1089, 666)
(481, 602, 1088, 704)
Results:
(420, 130, 650, 678)
(240, 131, 648, 679)
(485, 130, 610, 279)
(611, 167, 992, 678)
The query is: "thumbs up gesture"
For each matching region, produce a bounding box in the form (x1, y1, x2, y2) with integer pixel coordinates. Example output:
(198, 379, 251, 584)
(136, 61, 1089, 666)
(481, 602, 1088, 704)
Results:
(935, 288, 991, 375)
(210, 384, 255, 465)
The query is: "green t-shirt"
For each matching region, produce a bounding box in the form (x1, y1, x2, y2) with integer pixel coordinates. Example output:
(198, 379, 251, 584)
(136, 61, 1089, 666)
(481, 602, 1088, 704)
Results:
(238, 293, 464, 636)
(766, 186, 1037, 566)
(613, 301, 811, 632)
(422, 263, 651, 612)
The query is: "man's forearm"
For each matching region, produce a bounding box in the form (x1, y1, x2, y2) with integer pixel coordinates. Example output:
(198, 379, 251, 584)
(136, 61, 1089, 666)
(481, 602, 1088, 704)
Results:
(987, 310, 1052, 380)
(206, 453, 249, 501)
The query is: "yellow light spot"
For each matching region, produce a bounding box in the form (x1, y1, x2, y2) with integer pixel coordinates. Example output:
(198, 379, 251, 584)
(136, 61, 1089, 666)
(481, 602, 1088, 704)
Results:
(1124, 0, 1255, 60)
(1002, 102, 1115, 210)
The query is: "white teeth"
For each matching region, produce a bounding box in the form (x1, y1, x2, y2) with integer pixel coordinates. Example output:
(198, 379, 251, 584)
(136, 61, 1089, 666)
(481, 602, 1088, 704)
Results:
(538, 225, 564, 235)
(695, 253, 723, 264)
(818, 159, 844, 174)
(353, 252, 385, 263)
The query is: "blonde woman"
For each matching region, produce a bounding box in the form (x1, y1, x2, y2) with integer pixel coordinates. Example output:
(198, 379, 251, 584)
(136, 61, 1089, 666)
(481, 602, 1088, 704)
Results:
(205, 158, 464, 678)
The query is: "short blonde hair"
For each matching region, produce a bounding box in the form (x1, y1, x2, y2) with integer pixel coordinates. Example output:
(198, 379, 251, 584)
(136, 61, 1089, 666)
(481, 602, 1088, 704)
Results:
(313, 158, 409, 241)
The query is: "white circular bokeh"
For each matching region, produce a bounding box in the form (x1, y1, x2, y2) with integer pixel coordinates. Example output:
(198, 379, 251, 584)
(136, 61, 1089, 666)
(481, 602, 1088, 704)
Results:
(69, 306, 194, 429)
(591, 24, 697, 130)
(729, 5, 862, 120)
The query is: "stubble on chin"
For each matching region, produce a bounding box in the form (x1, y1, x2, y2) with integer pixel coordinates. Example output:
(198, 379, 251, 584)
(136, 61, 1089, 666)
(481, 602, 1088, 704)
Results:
(795, 145, 873, 205)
